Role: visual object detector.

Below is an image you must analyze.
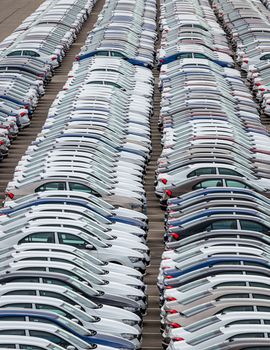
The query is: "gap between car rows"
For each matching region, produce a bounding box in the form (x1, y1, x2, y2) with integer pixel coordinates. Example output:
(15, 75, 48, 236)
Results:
(141, 2, 164, 348)
(0, 0, 105, 202)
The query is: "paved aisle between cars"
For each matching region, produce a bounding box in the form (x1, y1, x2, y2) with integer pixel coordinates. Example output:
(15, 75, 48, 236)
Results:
(142, 11, 164, 349)
(0, 0, 105, 201)
(0, 0, 44, 42)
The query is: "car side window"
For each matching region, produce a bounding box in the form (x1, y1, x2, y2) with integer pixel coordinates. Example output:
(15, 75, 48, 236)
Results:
(19, 232, 55, 244)
(218, 168, 243, 176)
(231, 333, 265, 339)
(260, 54, 270, 60)
(20, 345, 45, 350)
(28, 316, 52, 324)
(0, 330, 25, 335)
(58, 232, 91, 249)
(36, 304, 69, 317)
(4, 290, 36, 296)
(7, 51, 22, 56)
(217, 293, 250, 300)
(111, 51, 124, 57)
(194, 53, 207, 59)
(0, 316, 25, 322)
(240, 220, 268, 233)
(95, 51, 109, 56)
(29, 331, 73, 348)
(178, 53, 192, 59)
(221, 305, 254, 312)
(69, 182, 100, 196)
(210, 219, 237, 230)
(22, 50, 40, 57)
(5, 303, 32, 308)
(40, 290, 73, 304)
(187, 168, 217, 178)
(6, 277, 40, 283)
(225, 180, 250, 188)
(35, 182, 66, 192)
(0, 345, 16, 348)
(193, 179, 223, 189)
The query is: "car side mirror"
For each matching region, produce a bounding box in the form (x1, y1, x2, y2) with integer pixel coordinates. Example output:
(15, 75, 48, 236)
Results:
(74, 304, 82, 309)
(71, 318, 79, 323)
(85, 244, 93, 250)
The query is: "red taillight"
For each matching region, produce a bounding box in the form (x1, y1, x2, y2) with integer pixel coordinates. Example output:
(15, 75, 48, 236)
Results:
(173, 337, 184, 341)
(20, 112, 26, 117)
(166, 297, 177, 301)
(165, 190, 172, 197)
(170, 322, 181, 328)
(24, 105, 29, 110)
(37, 73, 44, 78)
(166, 275, 174, 279)
(0, 140, 4, 145)
(171, 232, 180, 240)
(256, 82, 261, 86)
(260, 88, 266, 92)
(6, 192, 14, 199)
(51, 56, 57, 61)
(160, 59, 165, 63)
(75, 55, 80, 61)
(243, 59, 248, 64)
(165, 286, 173, 289)
(166, 309, 177, 314)
(161, 178, 168, 184)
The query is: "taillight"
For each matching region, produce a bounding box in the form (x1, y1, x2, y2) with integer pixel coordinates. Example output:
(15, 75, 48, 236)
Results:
(173, 337, 184, 341)
(166, 297, 177, 301)
(170, 322, 181, 328)
(165, 286, 173, 289)
(166, 309, 177, 314)
(171, 232, 180, 240)
(165, 275, 174, 279)
(51, 56, 57, 61)
(161, 178, 167, 184)
(165, 190, 172, 197)
(243, 59, 248, 64)
(0, 140, 4, 145)
(37, 73, 44, 78)
(160, 59, 165, 63)
(75, 55, 80, 61)
(6, 192, 14, 199)
(20, 112, 26, 117)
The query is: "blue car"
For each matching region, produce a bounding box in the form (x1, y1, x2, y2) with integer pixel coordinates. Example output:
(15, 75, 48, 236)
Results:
(75, 50, 152, 68)
(167, 207, 262, 227)
(162, 256, 270, 282)
(158, 51, 234, 68)
(0, 197, 145, 228)
(0, 309, 135, 349)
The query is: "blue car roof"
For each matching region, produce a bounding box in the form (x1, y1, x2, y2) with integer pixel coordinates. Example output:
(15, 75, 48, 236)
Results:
(0, 198, 141, 227)
(163, 256, 270, 280)
(170, 208, 261, 225)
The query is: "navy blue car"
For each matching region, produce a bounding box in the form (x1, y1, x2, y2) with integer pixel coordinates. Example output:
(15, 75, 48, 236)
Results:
(158, 51, 234, 67)
(0, 309, 135, 349)
(75, 50, 152, 68)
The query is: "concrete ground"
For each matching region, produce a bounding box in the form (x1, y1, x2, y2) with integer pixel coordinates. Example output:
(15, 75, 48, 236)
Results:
(0, 0, 43, 41)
